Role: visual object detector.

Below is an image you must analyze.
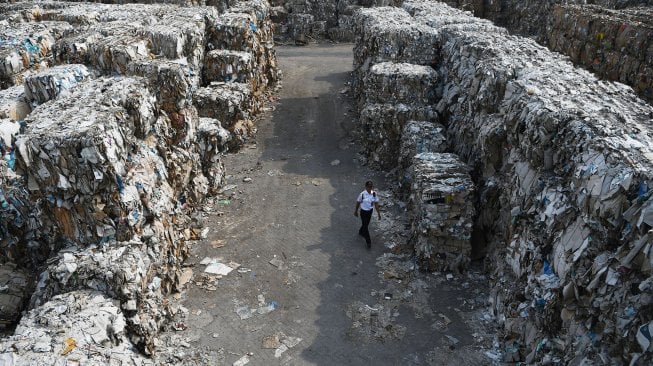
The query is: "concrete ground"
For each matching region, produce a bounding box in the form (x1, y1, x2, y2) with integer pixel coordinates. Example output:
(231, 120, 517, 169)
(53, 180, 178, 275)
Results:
(158, 44, 495, 366)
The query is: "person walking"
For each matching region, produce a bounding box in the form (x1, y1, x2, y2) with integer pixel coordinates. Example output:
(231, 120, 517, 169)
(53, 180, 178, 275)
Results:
(354, 181, 381, 248)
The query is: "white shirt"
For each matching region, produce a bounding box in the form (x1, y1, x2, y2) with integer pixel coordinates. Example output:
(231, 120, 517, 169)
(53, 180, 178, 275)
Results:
(357, 190, 379, 211)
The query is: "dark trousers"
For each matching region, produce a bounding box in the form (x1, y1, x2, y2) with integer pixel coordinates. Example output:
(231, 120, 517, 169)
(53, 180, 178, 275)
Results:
(358, 209, 372, 244)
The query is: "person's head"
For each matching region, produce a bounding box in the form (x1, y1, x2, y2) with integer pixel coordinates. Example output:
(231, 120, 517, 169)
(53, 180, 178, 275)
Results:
(365, 181, 373, 192)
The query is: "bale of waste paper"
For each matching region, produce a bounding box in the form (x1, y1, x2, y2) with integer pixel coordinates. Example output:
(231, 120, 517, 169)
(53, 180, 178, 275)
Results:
(395, 1, 653, 363)
(0, 290, 151, 364)
(198, 117, 229, 190)
(23, 64, 91, 105)
(194, 82, 259, 149)
(0, 86, 31, 121)
(352, 7, 439, 71)
(358, 62, 438, 108)
(359, 103, 437, 169)
(203, 49, 256, 84)
(0, 21, 73, 88)
(15, 77, 174, 245)
(397, 120, 448, 198)
(409, 152, 475, 273)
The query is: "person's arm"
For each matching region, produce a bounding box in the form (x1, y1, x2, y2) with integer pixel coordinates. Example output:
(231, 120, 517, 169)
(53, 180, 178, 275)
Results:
(354, 201, 360, 216)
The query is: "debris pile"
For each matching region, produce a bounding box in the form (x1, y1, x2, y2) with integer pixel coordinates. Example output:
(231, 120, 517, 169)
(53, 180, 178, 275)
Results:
(354, 1, 653, 363)
(408, 153, 475, 273)
(0, 290, 152, 365)
(358, 103, 437, 170)
(0, 21, 72, 89)
(358, 62, 437, 108)
(398, 120, 448, 173)
(23, 64, 91, 105)
(0, 0, 278, 361)
(354, 61, 438, 170)
(193, 82, 259, 148)
(548, 4, 653, 103)
(441, 0, 653, 103)
(203, 49, 255, 84)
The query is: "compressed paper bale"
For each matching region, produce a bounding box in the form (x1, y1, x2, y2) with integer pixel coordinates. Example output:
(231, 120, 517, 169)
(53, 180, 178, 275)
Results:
(0, 290, 152, 365)
(0, 22, 57, 88)
(208, 12, 260, 52)
(207, 10, 278, 88)
(193, 82, 256, 129)
(0, 147, 35, 267)
(36, 3, 103, 24)
(397, 120, 448, 199)
(359, 62, 438, 107)
(359, 103, 437, 170)
(137, 13, 209, 69)
(15, 77, 175, 245)
(198, 117, 229, 189)
(548, 4, 653, 103)
(23, 64, 91, 105)
(409, 152, 475, 272)
(405, 0, 505, 32)
(398, 120, 448, 172)
(90, 33, 151, 75)
(27, 237, 183, 354)
(289, 13, 315, 42)
(128, 58, 199, 107)
(0, 86, 31, 121)
(30, 241, 151, 309)
(53, 30, 104, 65)
(230, 0, 273, 25)
(0, 263, 31, 329)
(203, 49, 256, 84)
(352, 7, 440, 70)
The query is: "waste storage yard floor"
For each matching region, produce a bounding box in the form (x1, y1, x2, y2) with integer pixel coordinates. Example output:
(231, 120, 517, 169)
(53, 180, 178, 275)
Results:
(157, 44, 495, 365)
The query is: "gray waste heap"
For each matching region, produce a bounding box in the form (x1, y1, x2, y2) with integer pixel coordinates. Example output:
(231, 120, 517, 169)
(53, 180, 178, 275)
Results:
(354, 1, 653, 363)
(0, 20, 73, 89)
(548, 5, 653, 104)
(358, 103, 437, 169)
(440, 0, 653, 104)
(397, 120, 448, 197)
(23, 64, 91, 105)
(0, 0, 278, 361)
(353, 60, 439, 170)
(194, 81, 260, 149)
(0, 86, 30, 122)
(0, 290, 152, 365)
(350, 7, 445, 171)
(269, 0, 408, 43)
(409, 153, 475, 273)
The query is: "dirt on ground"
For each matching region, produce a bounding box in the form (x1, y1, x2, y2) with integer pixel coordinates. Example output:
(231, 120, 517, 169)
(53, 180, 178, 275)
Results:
(155, 44, 498, 366)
